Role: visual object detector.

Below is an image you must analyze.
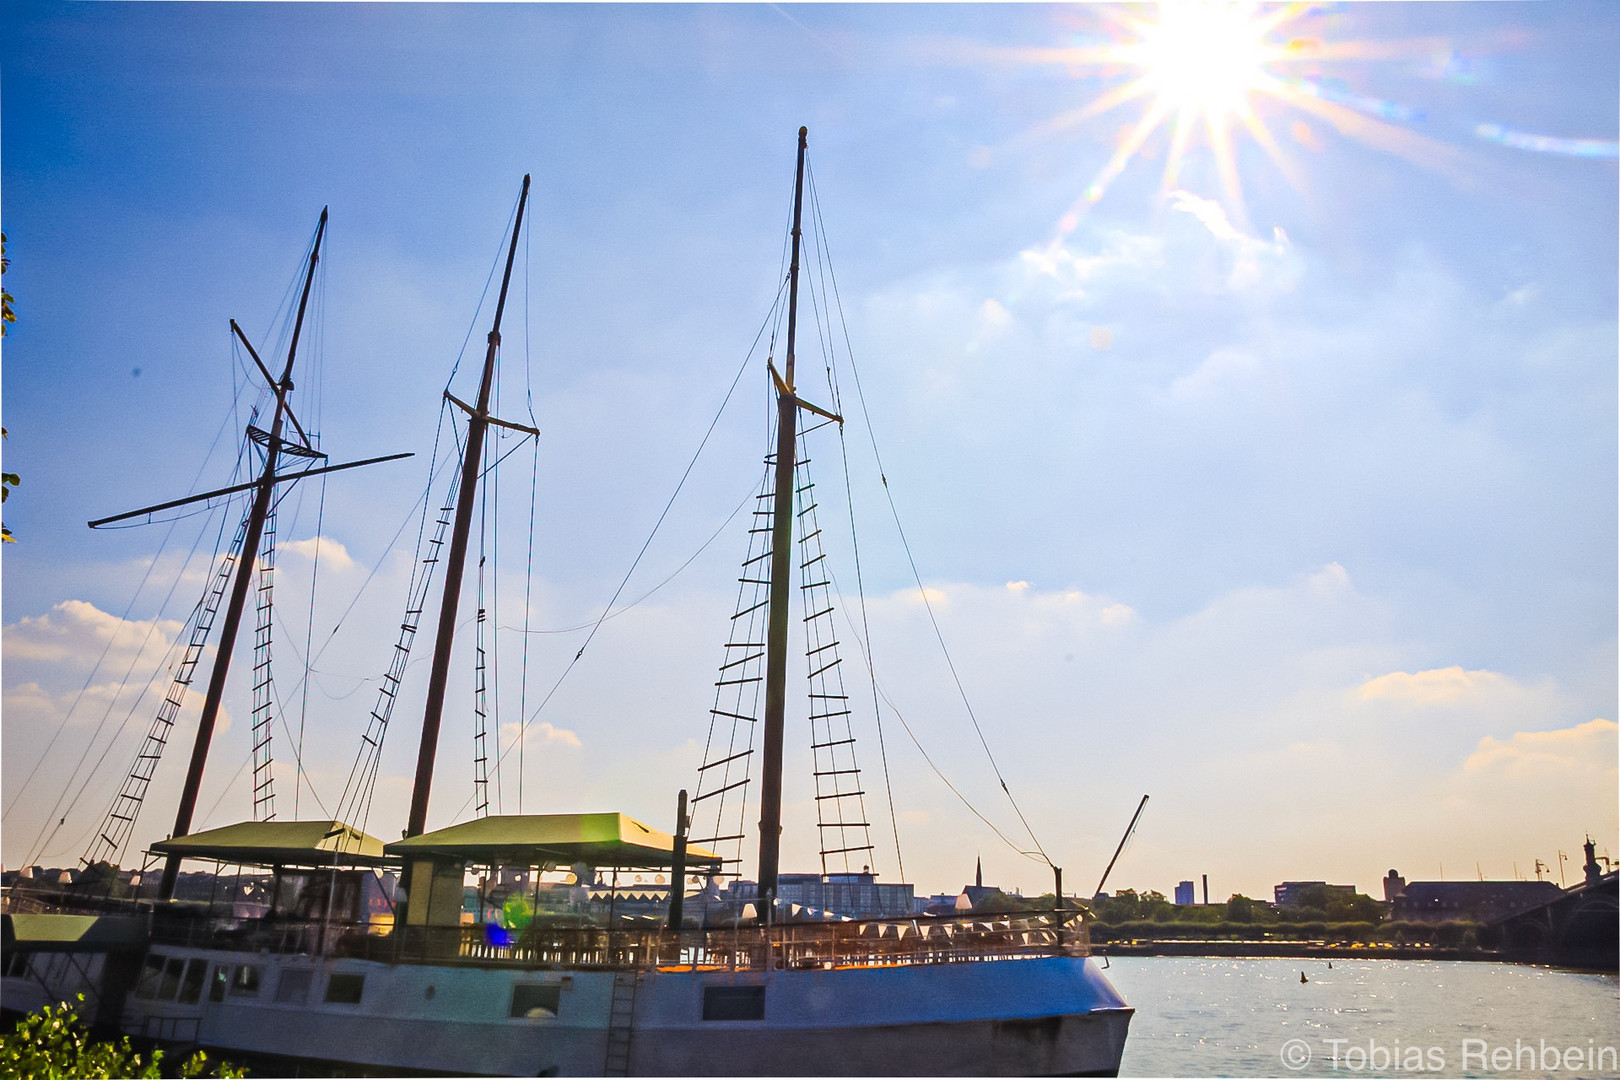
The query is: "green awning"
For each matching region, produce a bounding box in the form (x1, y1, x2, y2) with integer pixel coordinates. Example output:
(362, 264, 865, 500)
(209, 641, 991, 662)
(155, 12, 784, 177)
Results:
(385, 813, 722, 870)
(3, 914, 150, 952)
(149, 819, 389, 868)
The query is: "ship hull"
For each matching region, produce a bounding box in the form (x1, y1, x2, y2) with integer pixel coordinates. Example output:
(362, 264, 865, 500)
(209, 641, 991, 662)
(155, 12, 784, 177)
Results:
(106, 944, 1131, 1076)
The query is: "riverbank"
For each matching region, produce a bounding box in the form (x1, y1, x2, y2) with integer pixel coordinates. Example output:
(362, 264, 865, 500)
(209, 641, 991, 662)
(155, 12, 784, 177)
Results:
(1093, 939, 1494, 961)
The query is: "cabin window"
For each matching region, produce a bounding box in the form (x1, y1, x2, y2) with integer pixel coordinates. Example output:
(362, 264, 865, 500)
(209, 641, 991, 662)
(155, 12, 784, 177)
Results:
(510, 984, 561, 1019)
(325, 973, 365, 1005)
(158, 957, 185, 1001)
(178, 959, 208, 1004)
(209, 966, 228, 1003)
(133, 954, 164, 1000)
(230, 964, 262, 997)
(275, 968, 313, 1004)
(702, 985, 765, 1021)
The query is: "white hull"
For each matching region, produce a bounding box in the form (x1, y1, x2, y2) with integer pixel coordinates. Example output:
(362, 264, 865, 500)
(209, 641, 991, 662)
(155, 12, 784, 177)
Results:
(109, 944, 1131, 1076)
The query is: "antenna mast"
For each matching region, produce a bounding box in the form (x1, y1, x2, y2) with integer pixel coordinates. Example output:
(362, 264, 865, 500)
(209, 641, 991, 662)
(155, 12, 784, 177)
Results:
(155, 210, 327, 900)
(406, 176, 539, 838)
(756, 127, 810, 911)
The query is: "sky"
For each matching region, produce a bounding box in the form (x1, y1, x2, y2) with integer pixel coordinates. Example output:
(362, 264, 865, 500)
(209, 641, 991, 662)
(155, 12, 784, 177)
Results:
(2, 2, 1616, 903)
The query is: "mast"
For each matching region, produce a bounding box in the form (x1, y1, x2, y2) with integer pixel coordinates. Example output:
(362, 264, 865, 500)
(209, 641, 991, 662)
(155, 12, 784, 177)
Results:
(756, 126, 810, 910)
(157, 209, 328, 900)
(406, 175, 535, 838)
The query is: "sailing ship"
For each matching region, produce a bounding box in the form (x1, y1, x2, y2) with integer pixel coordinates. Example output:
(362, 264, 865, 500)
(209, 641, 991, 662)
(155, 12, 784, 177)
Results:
(3, 130, 1132, 1076)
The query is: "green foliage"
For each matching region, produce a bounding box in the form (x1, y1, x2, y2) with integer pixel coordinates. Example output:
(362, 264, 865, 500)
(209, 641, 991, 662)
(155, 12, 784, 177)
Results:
(74, 861, 131, 900)
(0, 996, 244, 1078)
(1091, 888, 1174, 923)
(1, 232, 13, 334)
(2, 234, 15, 543)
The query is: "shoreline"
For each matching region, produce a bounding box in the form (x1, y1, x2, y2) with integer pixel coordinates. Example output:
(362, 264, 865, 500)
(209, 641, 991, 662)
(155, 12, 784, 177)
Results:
(1092, 939, 1494, 962)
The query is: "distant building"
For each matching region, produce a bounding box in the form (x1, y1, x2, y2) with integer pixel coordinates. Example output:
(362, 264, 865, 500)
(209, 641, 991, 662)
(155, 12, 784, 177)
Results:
(1274, 881, 1356, 907)
(959, 856, 1003, 910)
(775, 872, 919, 917)
(1174, 880, 1195, 905)
(1389, 880, 1561, 923)
(1383, 869, 1406, 903)
(1583, 837, 1608, 888)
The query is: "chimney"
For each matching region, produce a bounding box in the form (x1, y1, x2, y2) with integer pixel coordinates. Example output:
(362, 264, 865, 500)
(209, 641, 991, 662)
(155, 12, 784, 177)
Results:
(1202, 874, 1209, 905)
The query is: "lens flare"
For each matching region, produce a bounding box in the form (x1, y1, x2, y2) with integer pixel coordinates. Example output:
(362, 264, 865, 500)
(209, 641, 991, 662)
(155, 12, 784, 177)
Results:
(1135, 3, 1275, 120)
(1001, 2, 1481, 236)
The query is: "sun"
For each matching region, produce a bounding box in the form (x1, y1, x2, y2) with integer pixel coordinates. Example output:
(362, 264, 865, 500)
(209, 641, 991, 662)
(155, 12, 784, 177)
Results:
(1133, 3, 1277, 122)
(1026, 1, 1471, 235)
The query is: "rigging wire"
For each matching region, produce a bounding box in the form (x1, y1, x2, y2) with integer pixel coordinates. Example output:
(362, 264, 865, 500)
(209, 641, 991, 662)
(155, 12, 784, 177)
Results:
(445, 193, 524, 394)
(447, 295, 787, 823)
(800, 167, 908, 884)
(21, 483, 243, 871)
(296, 473, 329, 818)
(517, 179, 539, 812)
(513, 280, 789, 729)
(29, 508, 239, 869)
(805, 158, 1054, 869)
(5, 325, 251, 826)
(36, 222, 327, 865)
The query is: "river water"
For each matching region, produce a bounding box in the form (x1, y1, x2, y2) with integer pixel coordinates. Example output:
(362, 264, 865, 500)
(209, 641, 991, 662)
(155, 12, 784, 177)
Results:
(1102, 957, 1619, 1078)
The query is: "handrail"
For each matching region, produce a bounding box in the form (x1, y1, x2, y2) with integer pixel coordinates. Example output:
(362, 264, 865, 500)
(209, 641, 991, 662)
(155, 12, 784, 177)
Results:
(134, 907, 1088, 972)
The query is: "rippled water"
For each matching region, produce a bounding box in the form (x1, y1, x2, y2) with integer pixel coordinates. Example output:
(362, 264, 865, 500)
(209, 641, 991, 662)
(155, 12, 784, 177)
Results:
(1101, 957, 1620, 1078)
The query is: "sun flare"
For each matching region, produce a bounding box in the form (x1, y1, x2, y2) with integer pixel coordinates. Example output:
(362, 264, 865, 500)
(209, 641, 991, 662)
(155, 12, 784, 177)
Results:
(1134, 3, 1275, 122)
(1019, 1, 1474, 237)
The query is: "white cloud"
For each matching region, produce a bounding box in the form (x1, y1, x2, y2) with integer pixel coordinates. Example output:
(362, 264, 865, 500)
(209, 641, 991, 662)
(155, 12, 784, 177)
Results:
(279, 536, 356, 571)
(1169, 189, 1245, 243)
(1358, 665, 1510, 707)
(1462, 717, 1617, 776)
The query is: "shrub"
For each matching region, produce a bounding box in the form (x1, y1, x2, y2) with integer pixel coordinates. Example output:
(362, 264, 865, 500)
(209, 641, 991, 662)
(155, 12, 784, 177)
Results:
(0, 996, 243, 1078)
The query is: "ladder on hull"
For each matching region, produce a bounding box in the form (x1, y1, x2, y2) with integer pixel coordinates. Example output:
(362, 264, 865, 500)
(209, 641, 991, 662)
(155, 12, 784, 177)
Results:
(603, 970, 642, 1076)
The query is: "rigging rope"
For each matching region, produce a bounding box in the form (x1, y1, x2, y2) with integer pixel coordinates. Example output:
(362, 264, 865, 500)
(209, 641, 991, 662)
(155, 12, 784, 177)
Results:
(513, 280, 789, 729)
(296, 472, 329, 818)
(805, 159, 1054, 869)
(6, 326, 250, 829)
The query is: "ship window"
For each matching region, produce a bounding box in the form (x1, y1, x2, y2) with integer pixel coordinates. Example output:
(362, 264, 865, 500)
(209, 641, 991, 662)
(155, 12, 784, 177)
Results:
(178, 959, 207, 1004)
(702, 985, 765, 1021)
(209, 966, 228, 1003)
(158, 957, 185, 1001)
(510, 984, 561, 1018)
(133, 954, 164, 1000)
(275, 968, 313, 1003)
(231, 964, 262, 997)
(325, 973, 365, 1005)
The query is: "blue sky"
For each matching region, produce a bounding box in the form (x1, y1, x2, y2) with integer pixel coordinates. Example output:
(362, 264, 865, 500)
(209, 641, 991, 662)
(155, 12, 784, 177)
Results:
(3, 2, 1615, 900)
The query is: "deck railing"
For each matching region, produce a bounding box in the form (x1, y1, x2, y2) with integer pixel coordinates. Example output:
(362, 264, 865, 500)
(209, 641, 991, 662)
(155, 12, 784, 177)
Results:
(143, 908, 1089, 971)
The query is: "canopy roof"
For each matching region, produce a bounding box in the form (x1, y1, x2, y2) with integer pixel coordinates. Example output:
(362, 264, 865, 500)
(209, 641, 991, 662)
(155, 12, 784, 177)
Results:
(385, 813, 722, 870)
(3, 914, 151, 952)
(150, 820, 389, 868)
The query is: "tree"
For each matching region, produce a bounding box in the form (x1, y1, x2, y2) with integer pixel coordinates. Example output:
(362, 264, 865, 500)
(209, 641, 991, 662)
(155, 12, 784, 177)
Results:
(0, 996, 244, 1078)
(1226, 894, 1258, 923)
(2, 231, 16, 543)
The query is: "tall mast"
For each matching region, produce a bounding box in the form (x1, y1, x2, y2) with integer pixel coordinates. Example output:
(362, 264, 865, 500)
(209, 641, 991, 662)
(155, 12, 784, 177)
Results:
(757, 126, 809, 909)
(407, 175, 535, 838)
(157, 208, 328, 900)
